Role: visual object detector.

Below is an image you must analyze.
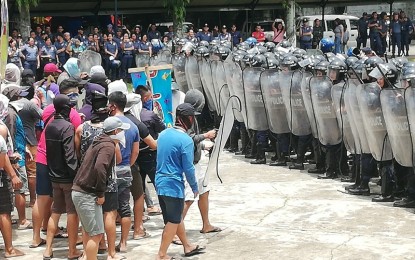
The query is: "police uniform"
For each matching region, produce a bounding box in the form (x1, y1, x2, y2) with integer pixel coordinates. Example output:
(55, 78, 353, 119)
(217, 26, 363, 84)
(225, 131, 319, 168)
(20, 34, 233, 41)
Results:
(197, 31, 213, 43)
(357, 16, 369, 48)
(231, 30, 242, 47)
(121, 41, 134, 79)
(148, 30, 161, 41)
(300, 22, 313, 50)
(54, 40, 68, 66)
(369, 18, 382, 55)
(104, 40, 119, 80)
(21, 44, 38, 75)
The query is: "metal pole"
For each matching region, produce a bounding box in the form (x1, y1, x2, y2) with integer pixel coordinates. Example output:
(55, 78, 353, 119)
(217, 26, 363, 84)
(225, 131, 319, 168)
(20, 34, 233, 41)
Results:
(388, 1, 393, 53)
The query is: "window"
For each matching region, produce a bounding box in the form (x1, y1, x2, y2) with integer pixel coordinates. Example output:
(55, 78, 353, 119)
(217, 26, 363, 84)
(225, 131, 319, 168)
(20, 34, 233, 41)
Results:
(350, 19, 358, 30)
(326, 20, 345, 31)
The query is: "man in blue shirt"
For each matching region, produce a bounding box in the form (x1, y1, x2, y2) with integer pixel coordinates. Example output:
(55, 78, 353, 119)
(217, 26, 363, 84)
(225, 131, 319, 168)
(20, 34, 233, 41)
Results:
(108, 91, 139, 253)
(155, 103, 204, 260)
(357, 12, 369, 48)
(299, 18, 313, 50)
(197, 24, 213, 42)
(390, 13, 402, 57)
(148, 24, 161, 41)
(230, 24, 242, 47)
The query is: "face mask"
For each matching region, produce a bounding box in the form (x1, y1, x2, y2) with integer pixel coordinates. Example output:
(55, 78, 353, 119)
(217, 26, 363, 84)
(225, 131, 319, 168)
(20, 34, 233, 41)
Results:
(60, 105, 71, 121)
(143, 99, 153, 111)
(110, 131, 126, 147)
(67, 93, 79, 108)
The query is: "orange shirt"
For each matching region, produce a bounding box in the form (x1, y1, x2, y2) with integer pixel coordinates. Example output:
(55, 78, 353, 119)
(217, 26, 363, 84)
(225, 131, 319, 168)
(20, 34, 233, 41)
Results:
(252, 31, 265, 42)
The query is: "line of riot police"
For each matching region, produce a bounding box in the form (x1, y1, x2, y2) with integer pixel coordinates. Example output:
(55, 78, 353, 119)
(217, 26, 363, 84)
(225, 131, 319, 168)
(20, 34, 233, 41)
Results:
(171, 35, 415, 207)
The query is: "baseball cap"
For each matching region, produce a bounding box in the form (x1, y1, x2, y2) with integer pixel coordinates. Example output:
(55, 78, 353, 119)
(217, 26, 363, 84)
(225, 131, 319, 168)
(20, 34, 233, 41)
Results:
(124, 93, 141, 112)
(103, 116, 130, 133)
(204, 23, 209, 27)
(2, 85, 29, 100)
(176, 103, 196, 117)
(303, 18, 309, 23)
(363, 12, 368, 16)
(222, 25, 227, 29)
(79, 26, 84, 30)
(44, 63, 62, 73)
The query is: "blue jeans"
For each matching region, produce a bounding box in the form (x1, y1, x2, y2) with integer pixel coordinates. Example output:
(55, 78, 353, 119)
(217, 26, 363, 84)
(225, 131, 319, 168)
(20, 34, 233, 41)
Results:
(370, 34, 382, 55)
(300, 41, 312, 50)
(121, 54, 133, 79)
(334, 36, 342, 54)
(391, 33, 402, 55)
(24, 60, 37, 76)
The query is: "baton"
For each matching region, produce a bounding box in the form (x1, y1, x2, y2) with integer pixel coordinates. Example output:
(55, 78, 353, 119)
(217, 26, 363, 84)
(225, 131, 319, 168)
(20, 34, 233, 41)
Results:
(375, 63, 395, 88)
(349, 66, 364, 84)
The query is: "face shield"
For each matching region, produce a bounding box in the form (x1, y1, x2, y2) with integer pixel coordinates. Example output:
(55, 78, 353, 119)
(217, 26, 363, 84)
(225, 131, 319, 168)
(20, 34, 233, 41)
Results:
(328, 68, 340, 81)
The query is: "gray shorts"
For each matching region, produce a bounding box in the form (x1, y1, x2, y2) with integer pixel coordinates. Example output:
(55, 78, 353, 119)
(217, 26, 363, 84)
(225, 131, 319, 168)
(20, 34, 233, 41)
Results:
(14, 166, 28, 194)
(72, 190, 104, 236)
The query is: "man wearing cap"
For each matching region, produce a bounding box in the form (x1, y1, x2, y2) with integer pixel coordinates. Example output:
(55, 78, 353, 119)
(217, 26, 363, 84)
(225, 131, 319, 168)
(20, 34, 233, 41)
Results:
(72, 116, 127, 260)
(37, 63, 62, 108)
(230, 24, 242, 47)
(357, 12, 369, 48)
(108, 91, 139, 252)
(390, 12, 402, 57)
(75, 26, 87, 45)
(165, 25, 174, 40)
(299, 18, 313, 50)
(133, 25, 142, 41)
(8, 85, 43, 210)
(218, 25, 231, 42)
(148, 24, 161, 41)
(252, 24, 265, 42)
(197, 24, 213, 43)
(155, 103, 205, 260)
(2, 86, 33, 231)
(43, 94, 81, 260)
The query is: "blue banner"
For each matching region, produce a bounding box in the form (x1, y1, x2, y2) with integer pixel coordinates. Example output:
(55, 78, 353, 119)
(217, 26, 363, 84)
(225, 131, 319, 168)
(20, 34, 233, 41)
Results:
(129, 65, 173, 127)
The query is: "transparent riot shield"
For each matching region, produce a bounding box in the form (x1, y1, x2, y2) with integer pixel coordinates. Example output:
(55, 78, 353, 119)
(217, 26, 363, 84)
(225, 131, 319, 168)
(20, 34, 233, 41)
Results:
(135, 53, 150, 67)
(231, 62, 248, 124)
(404, 87, 415, 166)
(343, 79, 363, 154)
(242, 67, 268, 131)
(224, 55, 244, 122)
(260, 69, 290, 134)
(357, 82, 393, 161)
(280, 70, 312, 136)
(301, 71, 319, 138)
(309, 76, 342, 145)
(200, 58, 218, 112)
(78, 50, 102, 74)
(331, 82, 357, 154)
(380, 88, 412, 166)
(213, 60, 230, 116)
(172, 53, 189, 93)
(186, 55, 204, 93)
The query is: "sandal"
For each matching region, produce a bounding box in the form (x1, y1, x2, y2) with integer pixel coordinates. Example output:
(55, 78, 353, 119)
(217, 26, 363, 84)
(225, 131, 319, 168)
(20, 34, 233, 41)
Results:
(133, 231, 151, 240)
(200, 226, 222, 234)
(184, 245, 205, 257)
(18, 221, 33, 230)
(29, 239, 46, 248)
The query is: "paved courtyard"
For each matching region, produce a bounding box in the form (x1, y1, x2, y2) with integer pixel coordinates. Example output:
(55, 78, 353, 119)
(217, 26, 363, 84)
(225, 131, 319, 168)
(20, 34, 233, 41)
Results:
(2, 149, 415, 260)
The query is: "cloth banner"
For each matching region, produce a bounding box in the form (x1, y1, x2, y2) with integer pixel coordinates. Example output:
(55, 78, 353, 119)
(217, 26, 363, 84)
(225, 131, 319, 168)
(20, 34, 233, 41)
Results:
(0, 0, 9, 80)
(129, 65, 174, 127)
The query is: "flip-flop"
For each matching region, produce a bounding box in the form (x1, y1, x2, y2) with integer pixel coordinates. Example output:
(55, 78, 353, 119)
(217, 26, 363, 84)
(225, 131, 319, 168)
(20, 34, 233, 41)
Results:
(29, 239, 46, 248)
(115, 244, 127, 253)
(133, 231, 151, 240)
(67, 254, 83, 260)
(148, 209, 162, 216)
(42, 254, 53, 260)
(18, 221, 33, 230)
(54, 232, 68, 239)
(142, 216, 150, 223)
(171, 239, 183, 245)
(97, 248, 107, 254)
(200, 226, 222, 234)
(4, 248, 25, 258)
(184, 245, 205, 257)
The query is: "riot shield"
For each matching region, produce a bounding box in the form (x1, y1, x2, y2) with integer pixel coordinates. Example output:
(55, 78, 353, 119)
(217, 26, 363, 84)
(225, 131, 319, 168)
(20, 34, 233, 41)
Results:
(380, 88, 412, 167)
(404, 87, 415, 166)
(213, 60, 230, 116)
(199, 58, 218, 112)
(357, 82, 393, 161)
(301, 71, 319, 138)
(331, 82, 356, 154)
(223, 55, 244, 122)
(344, 79, 370, 154)
(280, 70, 312, 136)
(210, 59, 221, 112)
(260, 69, 290, 134)
(78, 50, 101, 74)
(343, 79, 363, 154)
(172, 54, 189, 93)
(185, 55, 203, 93)
(135, 53, 150, 67)
(231, 63, 248, 123)
(242, 67, 269, 131)
(171, 89, 186, 121)
(309, 76, 342, 145)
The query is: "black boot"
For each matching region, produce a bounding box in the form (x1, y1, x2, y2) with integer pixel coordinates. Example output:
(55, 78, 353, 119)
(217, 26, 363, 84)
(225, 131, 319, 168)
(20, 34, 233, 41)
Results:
(236, 127, 248, 155)
(308, 167, 325, 174)
(348, 185, 370, 195)
(229, 129, 239, 153)
(270, 152, 288, 166)
(393, 197, 415, 208)
(251, 143, 266, 164)
(372, 163, 395, 202)
(289, 163, 304, 170)
(317, 171, 338, 179)
(245, 131, 256, 159)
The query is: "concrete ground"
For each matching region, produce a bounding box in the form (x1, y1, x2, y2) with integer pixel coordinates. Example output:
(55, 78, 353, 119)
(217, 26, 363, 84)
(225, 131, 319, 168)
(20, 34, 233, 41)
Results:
(2, 149, 415, 260)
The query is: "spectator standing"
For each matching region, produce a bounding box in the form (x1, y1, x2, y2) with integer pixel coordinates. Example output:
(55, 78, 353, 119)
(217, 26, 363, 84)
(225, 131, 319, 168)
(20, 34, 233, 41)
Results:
(357, 12, 369, 48)
(342, 23, 350, 54)
(390, 12, 402, 57)
(21, 38, 40, 76)
(252, 25, 265, 42)
(333, 18, 344, 54)
(271, 20, 285, 44)
(104, 33, 120, 81)
(148, 24, 161, 41)
(121, 33, 134, 80)
(379, 12, 388, 56)
(312, 19, 324, 49)
(230, 24, 242, 47)
(401, 14, 414, 56)
(54, 33, 68, 68)
(8, 39, 24, 70)
(299, 18, 313, 50)
(218, 25, 231, 42)
(67, 39, 86, 59)
(197, 24, 213, 43)
(368, 12, 382, 55)
(40, 37, 57, 64)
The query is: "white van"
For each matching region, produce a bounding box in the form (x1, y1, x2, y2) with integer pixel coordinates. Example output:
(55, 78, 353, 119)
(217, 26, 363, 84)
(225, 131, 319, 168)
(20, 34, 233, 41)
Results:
(296, 15, 362, 49)
(153, 22, 194, 36)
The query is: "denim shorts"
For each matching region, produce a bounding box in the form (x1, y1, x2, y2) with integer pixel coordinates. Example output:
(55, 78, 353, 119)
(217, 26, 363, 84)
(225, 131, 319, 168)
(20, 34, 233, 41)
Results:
(14, 166, 28, 194)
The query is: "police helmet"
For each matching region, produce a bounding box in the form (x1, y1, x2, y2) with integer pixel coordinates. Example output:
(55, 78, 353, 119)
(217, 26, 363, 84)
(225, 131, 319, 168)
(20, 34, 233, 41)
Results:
(245, 37, 258, 47)
(195, 46, 209, 57)
(233, 54, 245, 63)
(220, 41, 232, 50)
(328, 59, 348, 81)
(242, 53, 256, 64)
(198, 40, 209, 48)
(280, 40, 292, 48)
(392, 56, 408, 69)
(293, 48, 307, 59)
(382, 63, 399, 85)
(180, 41, 195, 54)
(264, 42, 276, 52)
(314, 60, 330, 75)
(177, 38, 189, 46)
(251, 54, 266, 67)
(237, 42, 250, 51)
(210, 39, 220, 46)
(256, 45, 267, 54)
(281, 55, 299, 71)
(345, 56, 359, 69)
(401, 67, 415, 88)
(264, 56, 279, 69)
(364, 56, 385, 77)
(216, 46, 231, 59)
(264, 52, 276, 60)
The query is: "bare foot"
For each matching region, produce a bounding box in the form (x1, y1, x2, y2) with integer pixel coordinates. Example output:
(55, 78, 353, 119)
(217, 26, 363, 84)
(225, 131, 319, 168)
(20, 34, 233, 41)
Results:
(107, 254, 126, 260)
(68, 250, 83, 259)
(5, 248, 25, 258)
(156, 254, 173, 260)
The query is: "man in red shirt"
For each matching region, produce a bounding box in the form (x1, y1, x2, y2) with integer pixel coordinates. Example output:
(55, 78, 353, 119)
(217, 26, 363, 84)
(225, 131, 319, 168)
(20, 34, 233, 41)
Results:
(252, 25, 265, 42)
